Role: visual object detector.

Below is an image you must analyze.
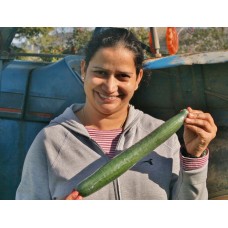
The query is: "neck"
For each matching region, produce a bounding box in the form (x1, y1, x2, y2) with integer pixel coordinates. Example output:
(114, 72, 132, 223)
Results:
(80, 105, 128, 130)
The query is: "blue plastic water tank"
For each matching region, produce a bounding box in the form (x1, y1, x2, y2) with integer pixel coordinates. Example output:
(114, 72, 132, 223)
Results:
(0, 56, 85, 199)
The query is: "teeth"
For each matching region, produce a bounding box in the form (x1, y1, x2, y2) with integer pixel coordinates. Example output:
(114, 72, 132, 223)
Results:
(99, 93, 117, 100)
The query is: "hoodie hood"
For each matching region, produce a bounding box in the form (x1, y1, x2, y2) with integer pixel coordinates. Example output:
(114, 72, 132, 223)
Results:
(49, 103, 144, 136)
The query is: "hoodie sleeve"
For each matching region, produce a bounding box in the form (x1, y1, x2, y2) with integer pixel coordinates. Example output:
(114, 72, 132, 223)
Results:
(16, 130, 51, 200)
(170, 135, 208, 200)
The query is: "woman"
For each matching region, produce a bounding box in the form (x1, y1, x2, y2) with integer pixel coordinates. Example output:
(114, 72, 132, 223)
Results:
(16, 28, 217, 200)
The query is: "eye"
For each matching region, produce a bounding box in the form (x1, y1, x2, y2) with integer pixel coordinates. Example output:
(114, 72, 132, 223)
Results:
(117, 73, 131, 81)
(121, 74, 130, 78)
(94, 70, 108, 77)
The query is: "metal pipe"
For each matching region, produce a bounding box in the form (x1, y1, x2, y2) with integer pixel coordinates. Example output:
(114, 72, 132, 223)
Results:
(150, 27, 162, 58)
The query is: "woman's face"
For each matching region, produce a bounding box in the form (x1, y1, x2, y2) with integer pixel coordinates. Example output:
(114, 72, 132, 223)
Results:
(81, 46, 143, 116)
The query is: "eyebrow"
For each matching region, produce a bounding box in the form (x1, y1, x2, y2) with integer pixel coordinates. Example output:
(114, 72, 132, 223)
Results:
(92, 66, 134, 75)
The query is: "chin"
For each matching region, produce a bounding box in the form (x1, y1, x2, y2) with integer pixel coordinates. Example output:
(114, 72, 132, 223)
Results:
(98, 105, 120, 115)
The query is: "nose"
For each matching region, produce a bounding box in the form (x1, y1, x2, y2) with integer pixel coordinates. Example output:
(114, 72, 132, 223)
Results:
(102, 76, 118, 93)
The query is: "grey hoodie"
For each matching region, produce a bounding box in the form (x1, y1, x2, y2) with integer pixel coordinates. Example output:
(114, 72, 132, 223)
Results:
(16, 104, 208, 200)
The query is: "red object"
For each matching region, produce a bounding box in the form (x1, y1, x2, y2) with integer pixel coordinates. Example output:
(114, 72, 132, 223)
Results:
(166, 27, 179, 55)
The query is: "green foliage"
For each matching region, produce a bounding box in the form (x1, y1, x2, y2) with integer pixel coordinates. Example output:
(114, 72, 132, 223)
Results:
(15, 27, 54, 39)
(178, 27, 228, 54)
(12, 27, 93, 62)
(129, 27, 150, 46)
(66, 28, 93, 54)
(12, 27, 57, 61)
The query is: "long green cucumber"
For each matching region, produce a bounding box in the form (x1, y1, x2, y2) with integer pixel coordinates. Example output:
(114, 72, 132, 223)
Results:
(76, 109, 188, 197)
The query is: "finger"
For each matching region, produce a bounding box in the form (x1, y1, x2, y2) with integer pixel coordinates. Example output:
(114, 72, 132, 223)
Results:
(185, 118, 213, 133)
(65, 190, 82, 200)
(185, 122, 216, 142)
(189, 115, 216, 135)
(76, 195, 83, 200)
(188, 112, 211, 120)
(187, 108, 204, 120)
(186, 112, 211, 122)
(184, 124, 210, 146)
(187, 107, 204, 114)
(186, 110, 216, 126)
(185, 122, 208, 134)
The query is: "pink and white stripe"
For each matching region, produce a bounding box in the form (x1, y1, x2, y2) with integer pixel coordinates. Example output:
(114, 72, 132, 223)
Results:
(180, 149, 209, 171)
(86, 128, 123, 159)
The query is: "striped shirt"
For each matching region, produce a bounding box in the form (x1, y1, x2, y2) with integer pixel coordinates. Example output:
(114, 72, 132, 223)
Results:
(86, 127, 208, 170)
(86, 127, 123, 159)
(180, 149, 209, 171)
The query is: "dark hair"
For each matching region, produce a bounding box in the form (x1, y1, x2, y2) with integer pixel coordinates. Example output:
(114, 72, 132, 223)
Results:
(84, 28, 144, 75)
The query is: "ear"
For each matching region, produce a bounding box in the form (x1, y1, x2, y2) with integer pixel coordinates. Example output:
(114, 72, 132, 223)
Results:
(135, 69, 143, 91)
(80, 60, 86, 81)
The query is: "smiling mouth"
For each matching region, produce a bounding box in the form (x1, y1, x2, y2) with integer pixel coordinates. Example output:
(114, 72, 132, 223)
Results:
(97, 92, 120, 101)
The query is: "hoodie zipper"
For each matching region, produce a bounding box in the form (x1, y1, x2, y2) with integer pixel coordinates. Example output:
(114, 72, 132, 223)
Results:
(112, 116, 140, 200)
(113, 179, 121, 200)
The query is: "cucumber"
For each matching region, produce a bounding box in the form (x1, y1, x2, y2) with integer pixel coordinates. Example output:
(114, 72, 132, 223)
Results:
(76, 109, 188, 197)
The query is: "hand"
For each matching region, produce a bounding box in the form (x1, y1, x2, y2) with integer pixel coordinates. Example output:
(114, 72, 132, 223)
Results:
(65, 190, 83, 200)
(183, 107, 217, 157)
